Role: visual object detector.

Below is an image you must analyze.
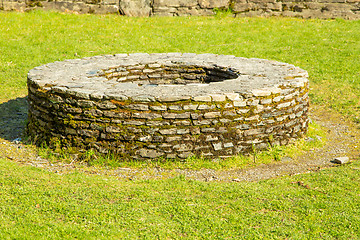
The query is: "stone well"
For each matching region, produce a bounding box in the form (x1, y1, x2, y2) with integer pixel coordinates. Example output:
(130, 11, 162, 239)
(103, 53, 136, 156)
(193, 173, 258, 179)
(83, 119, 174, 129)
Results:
(27, 53, 309, 160)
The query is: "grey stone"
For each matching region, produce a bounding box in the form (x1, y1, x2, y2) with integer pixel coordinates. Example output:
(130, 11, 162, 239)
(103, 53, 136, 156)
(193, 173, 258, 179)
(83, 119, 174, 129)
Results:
(177, 128, 190, 134)
(78, 129, 99, 138)
(177, 152, 193, 159)
(132, 112, 162, 120)
(166, 136, 182, 142)
(219, 118, 232, 123)
(244, 128, 264, 136)
(225, 93, 240, 101)
(212, 142, 223, 151)
(331, 157, 349, 164)
(146, 121, 165, 126)
(224, 142, 234, 148)
(233, 100, 247, 107)
(139, 135, 152, 142)
(163, 112, 190, 119)
(183, 104, 198, 110)
(150, 105, 167, 111)
(210, 94, 226, 102)
(128, 104, 149, 111)
(157, 96, 191, 102)
(137, 148, 164, 158)
(159, 128, 177, 135)
(204, 112, 221, 119)
(106, 126, 121, 133)
(168, 105, 183, 111)
(122, 120, 145, 125)
(223, 110, 237, 116)
(198, 104, 211, 110)
(152, 136, 164, 142)
(261, 98, 272, 105)
(173, 144, 193, 152)
(193, 95, 212, 102)
(77, 100, 94, 108)
(173, 120, 191, 126)
(201, 128, 216, 133)
(132, 95, 156, 102)
(205, 135, 219, 141)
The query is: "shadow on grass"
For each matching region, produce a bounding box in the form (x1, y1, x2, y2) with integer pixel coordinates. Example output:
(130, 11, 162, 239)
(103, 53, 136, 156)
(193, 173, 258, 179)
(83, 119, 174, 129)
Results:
(0, 97, 28, 141)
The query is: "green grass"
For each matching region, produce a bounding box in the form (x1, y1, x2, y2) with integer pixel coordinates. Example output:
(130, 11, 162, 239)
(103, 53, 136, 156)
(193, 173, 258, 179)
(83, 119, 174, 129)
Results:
(1, 156, 360, 239)
(1, 10, 360, 238)
(1, 11, 360, 124)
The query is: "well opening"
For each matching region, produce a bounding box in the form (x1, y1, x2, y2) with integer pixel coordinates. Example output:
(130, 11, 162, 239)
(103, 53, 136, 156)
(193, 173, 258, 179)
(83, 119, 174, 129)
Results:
(99, 63, 239, 86)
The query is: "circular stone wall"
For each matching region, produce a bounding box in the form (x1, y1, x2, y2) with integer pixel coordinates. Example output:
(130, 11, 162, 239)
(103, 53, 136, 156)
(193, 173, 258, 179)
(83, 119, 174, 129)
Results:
(27, 53, 309, 160)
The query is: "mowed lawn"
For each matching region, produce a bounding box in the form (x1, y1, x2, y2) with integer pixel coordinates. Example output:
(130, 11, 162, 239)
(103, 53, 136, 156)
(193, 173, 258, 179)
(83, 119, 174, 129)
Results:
(0, 11, 360, 239)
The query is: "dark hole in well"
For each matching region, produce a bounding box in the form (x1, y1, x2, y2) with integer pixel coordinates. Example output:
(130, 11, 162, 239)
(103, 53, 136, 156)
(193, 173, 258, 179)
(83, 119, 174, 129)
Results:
(100, 63, 239, 86)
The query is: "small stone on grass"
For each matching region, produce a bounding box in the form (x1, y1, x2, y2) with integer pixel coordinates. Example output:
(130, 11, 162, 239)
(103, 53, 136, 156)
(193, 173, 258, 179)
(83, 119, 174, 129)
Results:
(331, 157, 349, 164)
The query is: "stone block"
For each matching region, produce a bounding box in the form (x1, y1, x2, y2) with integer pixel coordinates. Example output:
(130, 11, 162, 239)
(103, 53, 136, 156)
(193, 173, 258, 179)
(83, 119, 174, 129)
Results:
(137, 148, 164, 158)
(119, 0, 151, 17)
(150, 105, 167, 111)
(173, 143, 193, 152)
(168, 105, 183, 111)
(162, 112, 190, 119)
(153, 0, 198, 7)
(127, 104, 149, 111)
(205, 135, 219, 141)
(233, 100, 247, 107)
(199, 0, 230, 8)
(212, 142, 223, 151)
(159, 128, 177, 135)
(232, 2, 254, 12)
(193, 95, 212, 102)
(204, 112, 221, 119)
(210, 94, 226, 102)
(183, 104, 198, 110)
(132, 112, 162, 120)
(177, 128, 190, 134)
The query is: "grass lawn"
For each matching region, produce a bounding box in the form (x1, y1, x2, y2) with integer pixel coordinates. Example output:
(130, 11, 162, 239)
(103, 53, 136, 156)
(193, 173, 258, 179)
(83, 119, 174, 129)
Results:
(0, 10, 360, 238)
(1, 158, 360, 239)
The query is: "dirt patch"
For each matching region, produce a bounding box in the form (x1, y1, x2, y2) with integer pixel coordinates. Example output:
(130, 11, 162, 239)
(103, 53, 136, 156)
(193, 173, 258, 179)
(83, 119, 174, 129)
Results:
(0, 102, 359, 182)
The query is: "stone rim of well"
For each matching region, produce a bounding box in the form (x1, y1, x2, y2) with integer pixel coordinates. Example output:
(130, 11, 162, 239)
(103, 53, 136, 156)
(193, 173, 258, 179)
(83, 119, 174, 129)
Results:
(27, 53, 308, 103)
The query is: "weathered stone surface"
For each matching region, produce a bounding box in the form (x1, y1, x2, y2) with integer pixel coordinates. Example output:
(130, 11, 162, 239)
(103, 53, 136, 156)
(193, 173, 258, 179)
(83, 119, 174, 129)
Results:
(153, 0, 197, 7)
(163, 112, 190, 119)
(183, 104, 198, 110)
(159, 128, 177, 135)
(173, 143, 193, 152)
(212, 142, 223, 151)
(137, 148, 164, 158)
(199, 0, 229, 8)
(233, 100, 247, 107)
(132, 112, 162, 119)
(150, 105, 167, 111)
(210, 94, 226, 102)
(193, 95, 212, 102)
(331, 157, 350, 164)
(204, 112, 221, 119)
(119, 0, 151, 17)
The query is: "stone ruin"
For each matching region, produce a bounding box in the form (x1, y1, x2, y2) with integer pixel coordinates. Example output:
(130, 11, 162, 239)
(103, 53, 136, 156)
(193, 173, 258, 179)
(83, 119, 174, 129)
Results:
(27, 53, 309, 160)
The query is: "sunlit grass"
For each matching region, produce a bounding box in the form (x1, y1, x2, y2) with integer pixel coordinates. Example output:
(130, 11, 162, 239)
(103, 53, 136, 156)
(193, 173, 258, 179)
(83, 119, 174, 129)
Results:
(1, 11, 360, 238)
(0, 155, 360, 239)
(1, 11, 360, 125)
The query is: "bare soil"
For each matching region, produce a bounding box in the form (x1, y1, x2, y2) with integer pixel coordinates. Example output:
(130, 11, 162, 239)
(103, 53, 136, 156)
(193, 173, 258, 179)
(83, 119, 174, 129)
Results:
(1, 98, 359, 182)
